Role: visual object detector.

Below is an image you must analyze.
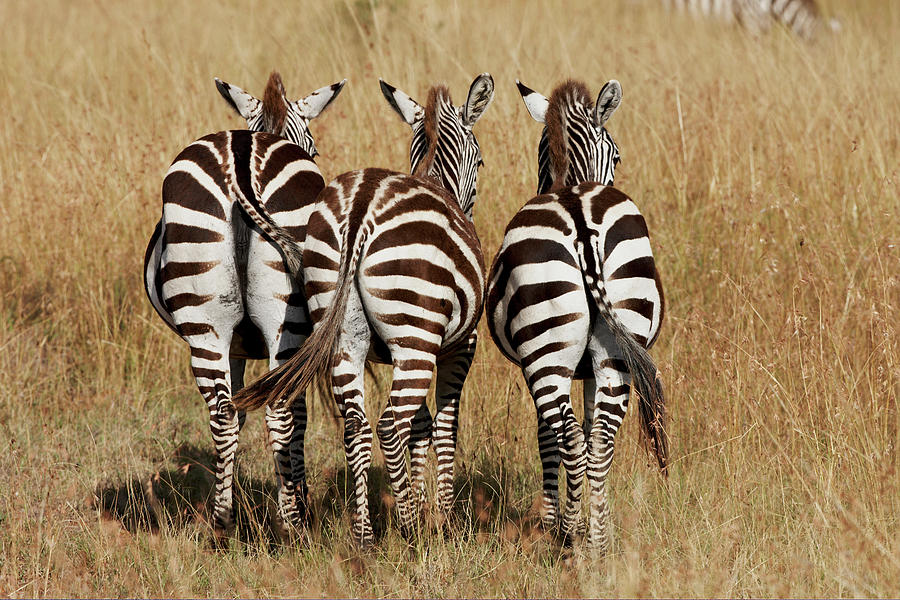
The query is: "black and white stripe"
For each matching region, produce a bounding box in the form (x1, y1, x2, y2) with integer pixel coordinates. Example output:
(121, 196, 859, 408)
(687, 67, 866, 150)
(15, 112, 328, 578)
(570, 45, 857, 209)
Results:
(662, 0, 839, 38)
(233, 74, 494, 547)
(143, 74, 344, 536)
(486, 79, 667, 552)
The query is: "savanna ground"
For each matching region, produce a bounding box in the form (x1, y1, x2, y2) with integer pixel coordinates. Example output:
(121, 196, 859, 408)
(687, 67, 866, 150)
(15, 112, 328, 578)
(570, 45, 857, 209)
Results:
(1, 0, 898, 596)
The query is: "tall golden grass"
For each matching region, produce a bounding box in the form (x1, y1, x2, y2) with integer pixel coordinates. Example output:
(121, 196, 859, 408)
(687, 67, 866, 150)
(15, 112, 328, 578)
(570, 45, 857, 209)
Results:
(0, 0, 897, 596)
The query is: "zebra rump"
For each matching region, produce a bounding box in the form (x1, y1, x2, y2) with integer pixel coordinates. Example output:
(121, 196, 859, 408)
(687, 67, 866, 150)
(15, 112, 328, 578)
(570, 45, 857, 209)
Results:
(230, 221, 362, 412)
(579, 236, 668, 474)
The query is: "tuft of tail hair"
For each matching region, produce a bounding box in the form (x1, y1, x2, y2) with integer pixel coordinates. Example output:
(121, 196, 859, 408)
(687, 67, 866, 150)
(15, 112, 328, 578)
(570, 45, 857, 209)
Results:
(229, 180, 303, 279)
(577, 241, 669, 476)
(232, 223, 365, 412)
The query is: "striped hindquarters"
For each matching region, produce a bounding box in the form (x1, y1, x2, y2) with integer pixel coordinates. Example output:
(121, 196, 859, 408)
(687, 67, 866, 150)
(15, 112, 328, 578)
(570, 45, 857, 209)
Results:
(231, 167, 485, 410)
(305, 168, 485, 356)
(487, 182, 663, 372)
(145, 130, 324, 358)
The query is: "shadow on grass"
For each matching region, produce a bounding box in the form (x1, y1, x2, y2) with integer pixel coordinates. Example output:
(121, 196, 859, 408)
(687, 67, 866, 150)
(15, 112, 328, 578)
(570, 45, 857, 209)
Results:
(447, 458, 549, 547)
(93, 442, 396, 549)
(94, 442, 549, 551)
(93, 443, 287, 549)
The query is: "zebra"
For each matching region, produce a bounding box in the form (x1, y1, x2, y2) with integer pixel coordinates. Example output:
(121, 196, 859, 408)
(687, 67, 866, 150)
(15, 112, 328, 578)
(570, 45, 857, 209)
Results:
(661, 0, 840, 38)
(142, 71, 345, 537)
(232, 74, 494, 547)
(485, 79, 667, 552)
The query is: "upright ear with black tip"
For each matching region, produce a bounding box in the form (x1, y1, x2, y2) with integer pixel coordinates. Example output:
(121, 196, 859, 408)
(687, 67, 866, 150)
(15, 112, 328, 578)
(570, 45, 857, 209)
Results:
(214, 77, 259, 120)
(296, 79, 348, 120)
(516, 79, 549, 124)
(594, 79, 622, 127)
(463, 72, 494, 127)
(379, 79, 425, 126)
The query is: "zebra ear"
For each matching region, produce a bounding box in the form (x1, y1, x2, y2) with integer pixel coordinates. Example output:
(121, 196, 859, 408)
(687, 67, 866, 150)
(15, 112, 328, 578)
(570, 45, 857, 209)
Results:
(516, 79, 549, 124)
(296, 79, 348, 120)
(379, 79, 425, 126)
(214, 77, 259, 120)
(463, 73, 494, 127)
(594, 79, 622, 127)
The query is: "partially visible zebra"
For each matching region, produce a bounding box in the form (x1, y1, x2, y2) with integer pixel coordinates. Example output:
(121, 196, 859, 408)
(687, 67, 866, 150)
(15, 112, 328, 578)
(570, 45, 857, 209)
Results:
(233, 74, 494, 547)
(485, 79, 667, 551)
(143, 72, 345, 537)
(662, 0, 840, 38)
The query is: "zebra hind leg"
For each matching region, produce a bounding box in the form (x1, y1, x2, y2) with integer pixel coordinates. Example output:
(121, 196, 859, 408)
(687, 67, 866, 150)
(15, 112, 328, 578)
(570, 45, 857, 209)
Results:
(408, 402, 433, 516)
(337, 357, 373, 547)
(376, 355, 437, 539)
(333, 293, 374, 548)
(264, 395, 309, 539)
(536, 415, 561, 531)
(432, 332, 477, 520)
(289, 396, 309, 527)
(585, 359, 630, 553)
(526, 366, 585, 543)
(558, 402, 587, 544)
(190, 343, 242, 541)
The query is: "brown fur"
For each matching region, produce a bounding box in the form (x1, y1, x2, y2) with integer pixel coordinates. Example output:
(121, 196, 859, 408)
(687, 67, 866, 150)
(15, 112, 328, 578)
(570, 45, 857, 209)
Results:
(544, 80, 592, 192)
(262, 71, 287, 135)
(412, 85, 452, 179)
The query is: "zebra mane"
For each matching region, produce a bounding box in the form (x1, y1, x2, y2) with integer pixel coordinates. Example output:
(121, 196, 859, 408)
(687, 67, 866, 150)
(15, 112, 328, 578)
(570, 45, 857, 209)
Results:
(262, 71, 287, 136)
(413, 85, 452, 179)
(545, 79, 592, 192)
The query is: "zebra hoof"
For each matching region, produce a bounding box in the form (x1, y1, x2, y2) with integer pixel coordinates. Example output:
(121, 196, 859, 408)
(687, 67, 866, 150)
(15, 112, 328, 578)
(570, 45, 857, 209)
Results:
(433, 507, 460, 537)
(584, 537, 610, 555)
(276, 516, 311, 547)
(351, 523, 375, 550)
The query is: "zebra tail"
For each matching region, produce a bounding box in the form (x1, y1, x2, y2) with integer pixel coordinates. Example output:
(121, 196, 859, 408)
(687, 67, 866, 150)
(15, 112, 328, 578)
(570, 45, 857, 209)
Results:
(577, 240, 669, 476)
(229, 180, 304, 279)
(232, 223, 367, 412)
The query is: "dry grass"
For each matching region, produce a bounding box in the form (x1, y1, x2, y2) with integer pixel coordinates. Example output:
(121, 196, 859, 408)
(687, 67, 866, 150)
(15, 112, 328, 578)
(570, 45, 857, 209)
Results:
(1, 0, 897, 596)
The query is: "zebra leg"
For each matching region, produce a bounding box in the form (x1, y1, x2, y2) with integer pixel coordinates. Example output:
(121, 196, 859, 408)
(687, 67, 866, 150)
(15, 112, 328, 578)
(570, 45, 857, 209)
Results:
(333, 290, 374, 547)
(190, 338, 241, 536)
(408, 402, 433, 515)
(230, 358, 248, 432)
(558, 402, 587, 542)
(525, 365, 586, 542)
(262, 331, 310, 534)
(289, 395, 309, 524)
(264, 395, 309, 535)
(585, 359, 630, 552)
(376, 355, 436, 536)
(536, 415, 561, 530)
(433, 332, 477, 515)
(337, 353, 373, 547)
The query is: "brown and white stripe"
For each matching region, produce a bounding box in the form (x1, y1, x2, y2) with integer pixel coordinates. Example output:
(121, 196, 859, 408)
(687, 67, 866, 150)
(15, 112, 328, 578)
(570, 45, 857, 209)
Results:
(233, 74, 494, 547)
(486, 79, 667, 552)
(142, 72, 345, 536)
